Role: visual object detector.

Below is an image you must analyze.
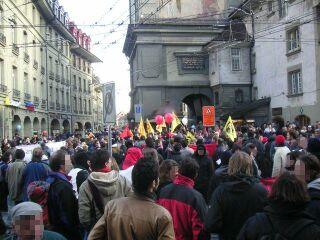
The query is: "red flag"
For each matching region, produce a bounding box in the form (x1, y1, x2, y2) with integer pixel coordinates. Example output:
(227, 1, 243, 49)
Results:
(120, 126, 133, 139)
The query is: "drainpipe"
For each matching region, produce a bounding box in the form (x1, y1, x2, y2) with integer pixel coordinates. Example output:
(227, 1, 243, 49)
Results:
(249, 10, 255, 102)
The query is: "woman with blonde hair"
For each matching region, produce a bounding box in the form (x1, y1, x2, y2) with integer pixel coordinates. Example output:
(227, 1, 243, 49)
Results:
(205, 151, 268, 240)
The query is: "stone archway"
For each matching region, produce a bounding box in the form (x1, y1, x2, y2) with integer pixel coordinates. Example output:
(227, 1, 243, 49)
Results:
(182, 94, 212, 123)
(84, 122, 92, 132)
(75, 122, 83, 132)
(24, 117, 32, 138)
(51, 119, 60, 136)
(12, 115, 22, 137)
(33, 117, 40, 134)
(62, 119, 70, 133)
(41, 118, 46, 132)
(295, 115, 311, 127)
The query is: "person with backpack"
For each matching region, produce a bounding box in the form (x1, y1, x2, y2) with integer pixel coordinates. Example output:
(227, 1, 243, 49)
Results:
(78, 149, 131, 233)
(67, 150, 90, 198)
(237, 172, 320, 240)
(21, 148, 51, 201)
(46, 150, 81, 240)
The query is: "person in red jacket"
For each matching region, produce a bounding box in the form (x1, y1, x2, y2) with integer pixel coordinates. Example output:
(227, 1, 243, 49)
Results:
(158, 158, 209, 240)
(122, 140, 143, 170)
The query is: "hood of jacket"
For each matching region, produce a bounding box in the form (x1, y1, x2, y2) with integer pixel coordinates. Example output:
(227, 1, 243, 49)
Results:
(88, 170, 120, 197)
(265, 200, 310, 219)
(221, 174, 259, 193)
(308, 178, 320, 191)
(126, 147, 143, 159)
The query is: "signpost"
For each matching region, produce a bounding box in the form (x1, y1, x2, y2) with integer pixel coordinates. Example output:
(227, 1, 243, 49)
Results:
(134, 104, 142, 122)
(202, 106, 215, 127)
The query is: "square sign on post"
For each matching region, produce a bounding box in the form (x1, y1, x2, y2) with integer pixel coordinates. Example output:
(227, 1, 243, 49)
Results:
(202, 106, 215, 127)
(134, 104, 142, 122)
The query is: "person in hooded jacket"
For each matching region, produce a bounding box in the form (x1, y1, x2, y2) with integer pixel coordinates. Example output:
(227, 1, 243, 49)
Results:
(205, 151, 268, 240)
(193, 144, 214, 202)
(122, 140, 143, 170)
(272, 135, 291, 177)
(300, 154, 320, 225)
(46, 150, 81, 240)
(237, 172, 320, 240)
(78, 149, 132, 232)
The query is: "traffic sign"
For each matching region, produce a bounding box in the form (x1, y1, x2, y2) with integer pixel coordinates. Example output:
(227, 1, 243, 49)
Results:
(202, 106, 215, 127)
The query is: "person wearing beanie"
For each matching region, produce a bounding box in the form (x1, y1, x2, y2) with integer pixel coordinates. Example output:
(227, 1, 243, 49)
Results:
(272, 135, 291, 177)
(4, 202, 67, 240)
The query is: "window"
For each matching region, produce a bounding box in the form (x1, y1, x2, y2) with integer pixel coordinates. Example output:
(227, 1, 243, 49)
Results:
(231, 48, 241, 71)
(23, 31, 28, 52)
(214, 91, 219, 105)
(61, 64, 64, 78)
(287, 27, 300, 53)
(61, 90, 64, 104)
(48, 27, 52, 41)
(83, 79, 86, 91)
(33, 40, 36, 59)
(32, 5, 36, 24)
(55, 60, 58, 74)
(73, 75, 76, 86)
(49, 86, 53, 98)
(49, 56, 53, 72)
(288, 70, 303, 95)
(73, 97, 77, 110)
(56, 88, 59, 103)
(235, 89, 244, 103)
(278, 0, 287, 18)
(66, 92, 70, 106)
(251, 52, 256, 73)
(79, 97, 82, 109)
(11, 16, 17, 44)
(267, 1, 274, 12)
(0, 59, 3, 84)
(84, 99, 87, 111)
(33, 78, 38, 98)
(78, 77, 81, 90)
(78, 57, 81, 69)
(55, 32, 58, 47)
(88, 99, 91, 112)
(24, 72, 29, 94)
(13, 66, 18, 89)
(72, 55, 76, 67)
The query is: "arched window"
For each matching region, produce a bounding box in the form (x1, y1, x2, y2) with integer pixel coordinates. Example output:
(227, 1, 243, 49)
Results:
(235, 89, 244, 103)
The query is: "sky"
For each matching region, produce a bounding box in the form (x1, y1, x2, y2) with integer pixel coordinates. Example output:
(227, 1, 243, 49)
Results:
(59, 0, 131, 114)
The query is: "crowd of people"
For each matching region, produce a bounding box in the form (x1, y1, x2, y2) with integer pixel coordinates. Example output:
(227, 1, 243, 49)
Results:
(0, 120, 320, 239)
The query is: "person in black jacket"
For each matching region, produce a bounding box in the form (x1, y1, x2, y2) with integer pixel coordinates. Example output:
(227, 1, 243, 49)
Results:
(205, 151, 268, 240)
(238, 172, 320, 240)
(193, 144, 214, 202)
(300, 154, 320, 225)
(47, 150, 81, 240)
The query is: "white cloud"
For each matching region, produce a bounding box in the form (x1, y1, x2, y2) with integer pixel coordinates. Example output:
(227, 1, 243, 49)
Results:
(59, 0, 131, 113)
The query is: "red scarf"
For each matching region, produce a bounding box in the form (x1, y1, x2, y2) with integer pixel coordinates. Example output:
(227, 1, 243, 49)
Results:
(96, 166, 111, 173)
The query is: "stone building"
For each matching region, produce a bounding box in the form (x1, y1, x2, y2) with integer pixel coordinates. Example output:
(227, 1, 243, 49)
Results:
(0, 0, 103, 139)
(233, 0, 320, 125)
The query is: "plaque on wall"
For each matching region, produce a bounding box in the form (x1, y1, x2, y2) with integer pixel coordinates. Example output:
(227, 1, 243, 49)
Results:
(272, 107, 282, 116)
(175, 52, 209, 75)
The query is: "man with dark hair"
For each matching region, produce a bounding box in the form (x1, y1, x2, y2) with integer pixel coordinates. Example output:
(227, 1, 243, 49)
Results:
(68, 150, 90, 197)
(143, 137, 159, 161)
(89, 157, 174, 240)
(78, 149, 131, 232)
(158, 158, 209, 240)
(6, 149, 26, 205)
(46, 150, 81, 240)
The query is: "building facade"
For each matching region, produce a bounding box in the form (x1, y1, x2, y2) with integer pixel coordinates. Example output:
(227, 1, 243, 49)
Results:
(0, 0, 102, 139)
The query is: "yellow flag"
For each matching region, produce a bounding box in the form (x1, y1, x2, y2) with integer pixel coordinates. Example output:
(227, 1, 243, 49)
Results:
(146, 119, 154, 135)
(171, 112, 181, 132)
(223, 116, 237, 142)
(156, 121, 166, 133)
(4, 97, 10, 106)
(138, 117, 147, 138)
(186, 131, 196, 143)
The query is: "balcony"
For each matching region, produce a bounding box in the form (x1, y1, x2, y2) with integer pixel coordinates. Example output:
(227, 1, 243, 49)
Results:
(61, 104, 65, 111)
(49, 101, 55, 110)
(34, 96, 39, 104)
(49, 71, 54, 80)
(13, 89, 20, 99)
(41, 66, 45, 75)
(0, 32, 6, 47)
(0, 84, 7, 94)
(12, 44, 19, 56)
(33, 60, 39, 70)
(24, 52, 30, 63)
(56, 102, 60, 110)
(55, 74, 60, 83)
(24, 93, 31, 100)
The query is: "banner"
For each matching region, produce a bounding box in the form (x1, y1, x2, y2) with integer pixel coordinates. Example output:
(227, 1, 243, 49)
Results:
(102, 82, 116, 124)
(202, 106, 215, 127)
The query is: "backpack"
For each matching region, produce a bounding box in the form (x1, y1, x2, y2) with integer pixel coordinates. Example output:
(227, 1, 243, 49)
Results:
(258, 213, 315, 240)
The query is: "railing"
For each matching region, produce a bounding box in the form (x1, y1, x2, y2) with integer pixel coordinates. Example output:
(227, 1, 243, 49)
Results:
(56, 102, 60, 110)
(49, 71, 54, 80)
(55, 74, 60, 83)
(33, 60, 39, 70)
(12, 44, 19, 56)
(0, 84, 7, 93)
(41, 66, 45, 75)
(24, 93, 31, 100)
(13, 89, 20, 99)
(0, 32, 6, 47)
(24, 52, 30, 63)
(49, 101, 55, 110)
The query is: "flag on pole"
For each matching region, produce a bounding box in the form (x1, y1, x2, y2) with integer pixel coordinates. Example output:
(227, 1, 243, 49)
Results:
(171, 112, 181, 132)
(186, 131, 196, 143)
(156, 119, 166, 133)
(138, 117, 147, 138)
(146, 119, 155, 135)
(223, 116, 237, 142)
(120, 126, 133, 139)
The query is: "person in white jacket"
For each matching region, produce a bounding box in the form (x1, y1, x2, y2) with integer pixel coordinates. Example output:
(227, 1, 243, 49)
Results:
(272, 135, 291, 177)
